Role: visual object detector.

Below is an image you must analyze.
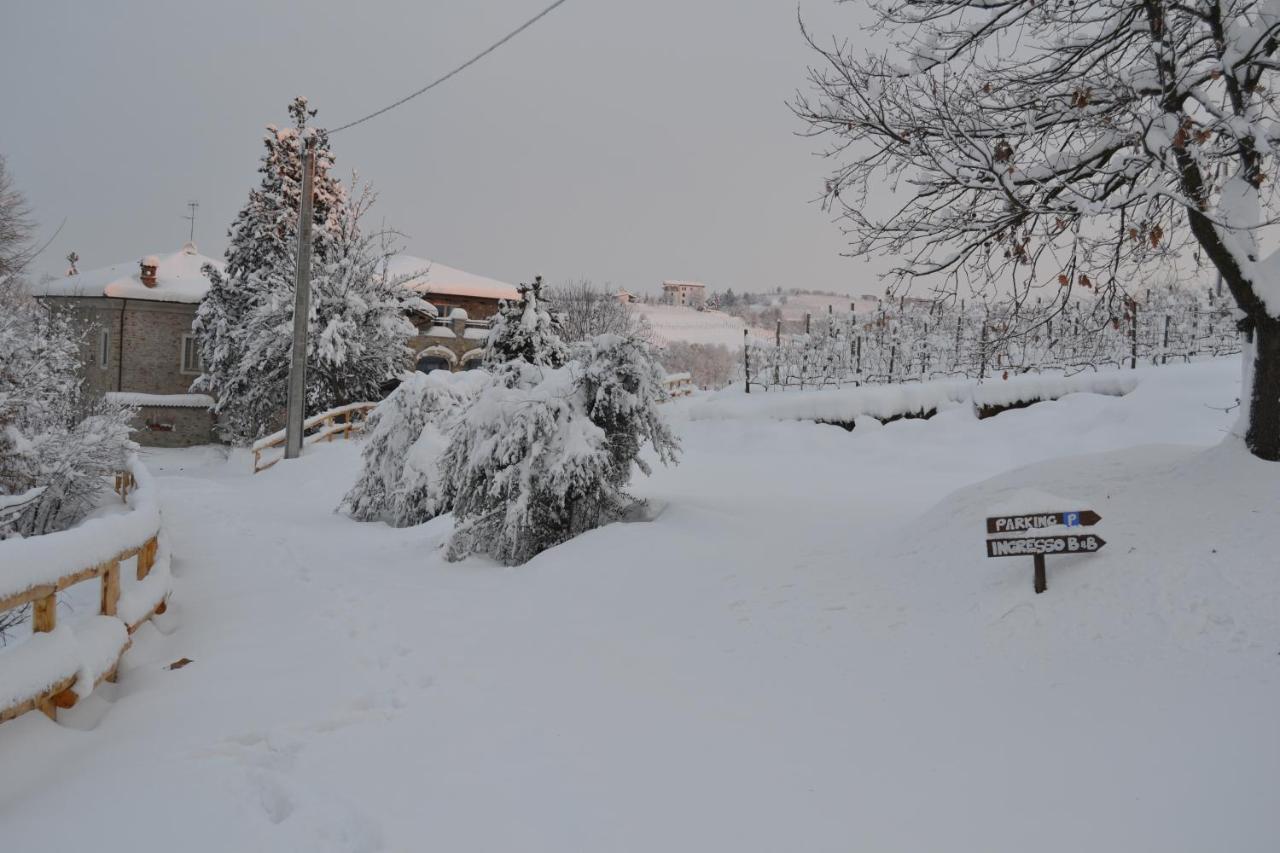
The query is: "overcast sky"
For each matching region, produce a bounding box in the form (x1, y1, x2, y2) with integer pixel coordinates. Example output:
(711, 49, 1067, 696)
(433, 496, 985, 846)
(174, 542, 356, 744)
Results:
(2, 0, 890, 296)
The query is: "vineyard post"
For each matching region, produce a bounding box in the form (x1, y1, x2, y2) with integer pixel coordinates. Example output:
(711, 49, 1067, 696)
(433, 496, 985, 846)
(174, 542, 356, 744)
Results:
(743, 329, 751, 394)
(1130, 299, 1139, 369)
(775, 318, 782, 386)
(978, 322, 989, 379)
(1162, 314, 1170, 365)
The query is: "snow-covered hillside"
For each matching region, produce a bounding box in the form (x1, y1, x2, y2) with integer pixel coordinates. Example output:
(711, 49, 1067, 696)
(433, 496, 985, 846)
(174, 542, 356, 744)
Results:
(633, 303, 771, 348)
(0, 358, 1275, 852)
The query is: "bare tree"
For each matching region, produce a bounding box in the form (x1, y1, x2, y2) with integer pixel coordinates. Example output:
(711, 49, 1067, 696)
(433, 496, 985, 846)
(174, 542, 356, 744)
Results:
(546, 279, 652, 343)
(796, 0, 1280, 459)
(0, 155, 35, 280)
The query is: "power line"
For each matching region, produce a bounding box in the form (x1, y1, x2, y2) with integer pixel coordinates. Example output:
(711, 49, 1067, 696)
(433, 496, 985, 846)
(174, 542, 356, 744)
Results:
(328, 0, 571, 135)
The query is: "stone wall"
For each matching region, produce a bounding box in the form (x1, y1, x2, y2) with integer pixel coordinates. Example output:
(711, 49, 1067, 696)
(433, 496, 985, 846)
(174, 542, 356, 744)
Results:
(44, 296, 199, 396)
(408, 313, 490, 371)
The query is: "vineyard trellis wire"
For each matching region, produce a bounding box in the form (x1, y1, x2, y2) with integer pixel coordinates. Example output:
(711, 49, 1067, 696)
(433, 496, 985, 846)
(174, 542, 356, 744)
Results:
(743, 286, 1242, 391)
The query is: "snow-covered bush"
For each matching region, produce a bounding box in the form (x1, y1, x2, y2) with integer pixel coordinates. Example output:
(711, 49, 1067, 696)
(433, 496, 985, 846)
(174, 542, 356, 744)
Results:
(442, 362, 619, 565)
(444, 337, 680, 566)
(577, 334, 680, 487)
(0, 278, 135, 540)
(340, 369, 485, 527)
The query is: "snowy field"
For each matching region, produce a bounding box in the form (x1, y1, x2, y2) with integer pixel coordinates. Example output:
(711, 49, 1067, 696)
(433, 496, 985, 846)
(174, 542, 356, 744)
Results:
(633, 303, 772, 348)
(1, 358, 1276, 852)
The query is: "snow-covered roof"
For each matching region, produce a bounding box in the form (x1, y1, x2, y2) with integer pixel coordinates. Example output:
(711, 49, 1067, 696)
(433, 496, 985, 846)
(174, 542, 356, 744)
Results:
(663, 280, 706, 289)
(31, 243, 222, 304)
(387, 254, 519, 302)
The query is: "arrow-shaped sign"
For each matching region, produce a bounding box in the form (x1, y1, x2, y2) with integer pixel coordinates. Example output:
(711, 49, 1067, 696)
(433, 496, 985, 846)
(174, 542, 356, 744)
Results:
(985, 509, 1101, 535)
(985, 534, 1107, 558)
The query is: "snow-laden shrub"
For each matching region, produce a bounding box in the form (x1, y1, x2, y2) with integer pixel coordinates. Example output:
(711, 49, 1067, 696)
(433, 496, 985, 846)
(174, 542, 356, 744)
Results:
(444, 336, 680, 566)
(339, 370, 485, 526)
(0, 278, 135, 540)
(576, 334, 681, 487)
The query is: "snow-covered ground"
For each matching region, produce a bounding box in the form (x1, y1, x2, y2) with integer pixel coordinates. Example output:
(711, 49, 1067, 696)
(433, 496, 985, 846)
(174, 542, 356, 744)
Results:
(1, 358, 1276, 851)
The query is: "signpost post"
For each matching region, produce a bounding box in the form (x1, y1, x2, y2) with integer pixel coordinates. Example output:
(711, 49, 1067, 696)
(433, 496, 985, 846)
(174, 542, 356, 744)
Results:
(984, 511, 1105, 594)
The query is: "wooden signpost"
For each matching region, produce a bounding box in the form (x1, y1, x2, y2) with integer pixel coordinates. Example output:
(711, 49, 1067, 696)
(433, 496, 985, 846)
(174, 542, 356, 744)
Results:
(984, 510, 1105, 594)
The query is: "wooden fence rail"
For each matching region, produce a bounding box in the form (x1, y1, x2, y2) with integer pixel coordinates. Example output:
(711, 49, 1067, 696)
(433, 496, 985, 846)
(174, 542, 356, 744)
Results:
(0, 471, 167, 725)
(252, 402, 378, 473)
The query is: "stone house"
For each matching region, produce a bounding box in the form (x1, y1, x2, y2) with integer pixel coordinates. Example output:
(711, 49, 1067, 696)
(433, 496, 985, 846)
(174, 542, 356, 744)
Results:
(662, 280, 706, 307)
(388, 254, 520, 373)
(30, 247, 517, 446)
(30, 243, 223, 447)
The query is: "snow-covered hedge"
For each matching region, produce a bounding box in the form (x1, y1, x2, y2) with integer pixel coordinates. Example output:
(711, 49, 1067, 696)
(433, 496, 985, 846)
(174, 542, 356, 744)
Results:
(688, 370, 1140, 425)
(0, 455, 171, 717)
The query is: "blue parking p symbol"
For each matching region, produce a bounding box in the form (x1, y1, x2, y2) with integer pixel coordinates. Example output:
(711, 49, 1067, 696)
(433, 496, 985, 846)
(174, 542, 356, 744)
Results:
(1064, 512, 1080, 527)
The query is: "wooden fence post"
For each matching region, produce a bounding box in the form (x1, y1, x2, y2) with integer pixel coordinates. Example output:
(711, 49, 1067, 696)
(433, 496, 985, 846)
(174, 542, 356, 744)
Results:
(137, 537, 156, 580)
(743, 329, 750, 394)
(101, 560, 120, 618)
(33, 592, 57, 718)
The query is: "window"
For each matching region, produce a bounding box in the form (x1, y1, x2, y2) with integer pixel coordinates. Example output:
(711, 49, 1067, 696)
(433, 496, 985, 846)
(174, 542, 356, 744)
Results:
(180, 334, 203, 374)
(98, 329, 110, 369)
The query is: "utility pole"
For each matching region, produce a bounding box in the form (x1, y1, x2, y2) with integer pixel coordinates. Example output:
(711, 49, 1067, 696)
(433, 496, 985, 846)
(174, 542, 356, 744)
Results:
(284, 138, 316, 460)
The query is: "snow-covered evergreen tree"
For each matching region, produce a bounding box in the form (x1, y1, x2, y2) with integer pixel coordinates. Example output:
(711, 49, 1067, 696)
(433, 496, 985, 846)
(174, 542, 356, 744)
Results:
(229, 182, 424, 436)
(484, 275, 570, 372)
(193, 96, 348, 441)
(340, 369, 486, 527)
(444, 333, 679, 566)
(0, 277, 135, 540)
(576, 334, 681, 488)
(442, 362, 619, 565)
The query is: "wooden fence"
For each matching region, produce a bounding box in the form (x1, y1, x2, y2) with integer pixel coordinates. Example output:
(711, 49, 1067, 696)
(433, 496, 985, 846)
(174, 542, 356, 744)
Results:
(252, 402, 378, 473)
(0, 469, 167, 725)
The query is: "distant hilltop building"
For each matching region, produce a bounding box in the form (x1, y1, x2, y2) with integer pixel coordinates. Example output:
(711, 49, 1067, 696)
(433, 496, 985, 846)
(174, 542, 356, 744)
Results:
(662, 280, 706, 307)
(30, 244, 518, 445)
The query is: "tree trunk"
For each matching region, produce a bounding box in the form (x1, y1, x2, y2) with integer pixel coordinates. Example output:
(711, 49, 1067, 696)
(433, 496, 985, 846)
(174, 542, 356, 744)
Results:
(1246, 316, 1280, 461)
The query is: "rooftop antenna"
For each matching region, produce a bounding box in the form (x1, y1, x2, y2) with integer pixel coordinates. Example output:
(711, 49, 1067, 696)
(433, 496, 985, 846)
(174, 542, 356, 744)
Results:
(182, 200, 199, 243)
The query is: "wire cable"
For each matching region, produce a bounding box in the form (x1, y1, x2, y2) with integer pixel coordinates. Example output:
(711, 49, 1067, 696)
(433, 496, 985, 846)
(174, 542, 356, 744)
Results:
(327, 0, 571, 135)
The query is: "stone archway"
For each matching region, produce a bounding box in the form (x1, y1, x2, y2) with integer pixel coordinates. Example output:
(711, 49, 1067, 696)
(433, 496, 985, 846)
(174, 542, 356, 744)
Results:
(414, 345, 457, 374)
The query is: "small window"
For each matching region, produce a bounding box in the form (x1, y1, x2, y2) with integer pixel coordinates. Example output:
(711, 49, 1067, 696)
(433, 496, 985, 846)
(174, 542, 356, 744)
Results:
(180, 334, 203, 374)
(98, 330, 110, 369)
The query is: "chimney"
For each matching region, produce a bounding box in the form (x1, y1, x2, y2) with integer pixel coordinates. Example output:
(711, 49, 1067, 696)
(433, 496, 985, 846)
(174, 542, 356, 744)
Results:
(139, 256, 160, 288)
